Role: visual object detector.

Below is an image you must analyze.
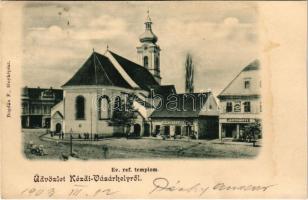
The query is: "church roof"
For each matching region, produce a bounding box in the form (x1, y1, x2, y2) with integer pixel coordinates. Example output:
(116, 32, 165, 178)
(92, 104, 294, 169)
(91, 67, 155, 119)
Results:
(150, 92, 210, 118)
(63, 50, 159, 91)
(139, 30, 158, 43)
(109, 51, 159, 90)
(63, 52, 132, 88)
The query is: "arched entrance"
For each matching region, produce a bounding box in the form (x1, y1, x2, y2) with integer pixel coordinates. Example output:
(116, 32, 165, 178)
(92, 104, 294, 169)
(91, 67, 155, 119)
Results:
(133, 124, 141, 137)
(55, 123, 62, 133)
(144, 123, 150, 137)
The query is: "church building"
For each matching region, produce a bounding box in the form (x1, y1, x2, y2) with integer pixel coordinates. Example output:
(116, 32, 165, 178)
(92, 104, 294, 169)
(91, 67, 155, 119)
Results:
(50, 11, 220, 139)
(50, 12, 167, 137)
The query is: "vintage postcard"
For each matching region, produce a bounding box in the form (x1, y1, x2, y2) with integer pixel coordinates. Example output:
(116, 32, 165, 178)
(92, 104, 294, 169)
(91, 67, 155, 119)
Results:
(1, 1, 307, 198)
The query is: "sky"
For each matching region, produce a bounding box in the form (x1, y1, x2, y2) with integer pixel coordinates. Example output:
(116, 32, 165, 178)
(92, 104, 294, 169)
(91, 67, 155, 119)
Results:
(22, 1, 259, 95)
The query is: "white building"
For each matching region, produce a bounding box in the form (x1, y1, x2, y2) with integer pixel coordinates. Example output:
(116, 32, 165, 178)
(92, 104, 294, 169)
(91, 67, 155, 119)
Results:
(217, 60, 261, 140)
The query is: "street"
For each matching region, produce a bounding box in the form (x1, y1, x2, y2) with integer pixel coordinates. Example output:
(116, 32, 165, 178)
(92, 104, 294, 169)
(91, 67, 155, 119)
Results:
(23, 129, 259, 160)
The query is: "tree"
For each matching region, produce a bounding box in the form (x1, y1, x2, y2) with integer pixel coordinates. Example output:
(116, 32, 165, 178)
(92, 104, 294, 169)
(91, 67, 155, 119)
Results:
(242, 120, 262, 146)
(185, 53, 194, 93)
(111, 93, 137, 136)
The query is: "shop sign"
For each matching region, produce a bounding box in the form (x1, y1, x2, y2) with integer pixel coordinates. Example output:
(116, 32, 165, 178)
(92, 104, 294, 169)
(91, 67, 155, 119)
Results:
(227, 118, 250, 123)
(161, 120, 186, 125)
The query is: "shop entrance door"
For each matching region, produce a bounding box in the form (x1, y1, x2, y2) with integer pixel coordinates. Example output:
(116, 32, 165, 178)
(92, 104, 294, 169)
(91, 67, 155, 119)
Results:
(225, 124, 236, 138)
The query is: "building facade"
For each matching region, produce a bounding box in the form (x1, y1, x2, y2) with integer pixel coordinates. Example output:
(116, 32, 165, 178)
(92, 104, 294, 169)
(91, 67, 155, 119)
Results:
(217, 60, 261, 139)
(21, 87, 63, 128)
(150, 92, 219, 139)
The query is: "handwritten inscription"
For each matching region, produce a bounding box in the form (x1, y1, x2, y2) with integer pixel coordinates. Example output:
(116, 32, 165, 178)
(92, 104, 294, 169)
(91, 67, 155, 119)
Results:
(150, 177, 209, 196)
(20, 185, 118, 198)
(150, 177, 276, 196)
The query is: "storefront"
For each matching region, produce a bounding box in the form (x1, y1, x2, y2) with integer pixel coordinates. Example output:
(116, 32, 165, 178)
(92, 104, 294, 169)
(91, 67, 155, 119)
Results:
(151, 119, 196, 137)
(219, 118, 260, 139)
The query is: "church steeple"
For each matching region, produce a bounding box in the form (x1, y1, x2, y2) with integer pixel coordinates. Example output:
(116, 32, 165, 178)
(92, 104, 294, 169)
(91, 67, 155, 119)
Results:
(139, 10, 158, 44)
(137, 10, 161, 84)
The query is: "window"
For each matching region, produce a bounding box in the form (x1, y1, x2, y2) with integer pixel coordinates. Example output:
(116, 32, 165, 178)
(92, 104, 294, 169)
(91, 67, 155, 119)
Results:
(113, 96, 122, 112)
(244, 80, 250, 89)
(22, 103, 27, 114)
(143, 56, 148, 68)
(226, 102, 232, 112)
(76, 96, 85, 120)
(234, 102, 241, 112)
(155, 56, 159, 70)
(155, 125, 161, 135)
(175, 126, 181, 135)
(209, 105, 212, 110)
(244, 101, 251, 112)
(98, 95, 110, 119)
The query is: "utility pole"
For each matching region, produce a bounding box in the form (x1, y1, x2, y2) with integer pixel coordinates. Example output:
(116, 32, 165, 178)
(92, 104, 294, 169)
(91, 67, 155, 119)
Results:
(70, 128, 73, 156)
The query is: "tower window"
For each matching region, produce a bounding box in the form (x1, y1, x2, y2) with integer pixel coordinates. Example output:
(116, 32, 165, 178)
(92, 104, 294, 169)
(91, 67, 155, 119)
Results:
(143, 56, 148, 68)
(155, 56, 159, 70)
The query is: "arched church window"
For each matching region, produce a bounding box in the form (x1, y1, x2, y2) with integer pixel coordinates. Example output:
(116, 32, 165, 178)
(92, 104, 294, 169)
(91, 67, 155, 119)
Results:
(98, 95, 110, 119)
(143, 56, 148, 68)
(75, 95, 85, 120)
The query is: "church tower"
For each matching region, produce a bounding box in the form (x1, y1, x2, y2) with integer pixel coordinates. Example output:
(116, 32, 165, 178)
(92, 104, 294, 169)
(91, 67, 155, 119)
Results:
(137, 10, 161, 84)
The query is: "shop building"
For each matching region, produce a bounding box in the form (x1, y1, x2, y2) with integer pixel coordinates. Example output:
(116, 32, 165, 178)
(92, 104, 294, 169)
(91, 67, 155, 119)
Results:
(21, 87, 63, 128)
(150, 92, 219, 139)
(217, 60, 261, 139)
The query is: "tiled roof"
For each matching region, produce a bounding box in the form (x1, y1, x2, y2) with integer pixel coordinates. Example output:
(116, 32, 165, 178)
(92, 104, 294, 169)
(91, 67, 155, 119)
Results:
(62, 50, 160, 92)
(109, 51, 159, 90)
(150, 92, 210, 118)
(63, 52, 132, 88)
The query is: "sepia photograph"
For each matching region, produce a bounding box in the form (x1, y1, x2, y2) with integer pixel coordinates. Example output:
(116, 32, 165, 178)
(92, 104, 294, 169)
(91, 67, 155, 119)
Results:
(1, 1, 307, 198)
(20, 1, 262, 160)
